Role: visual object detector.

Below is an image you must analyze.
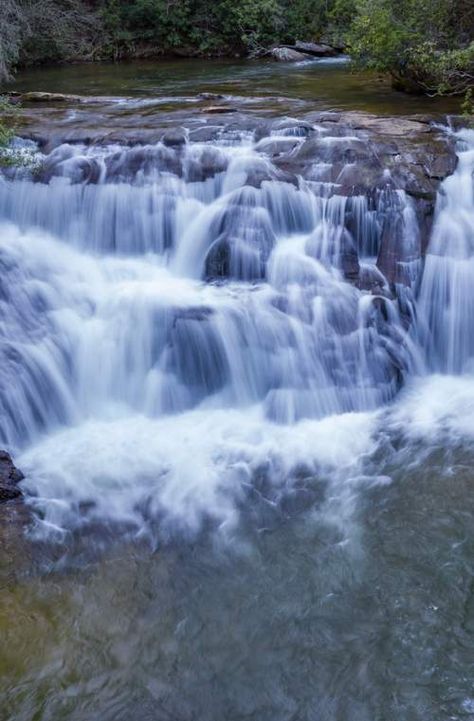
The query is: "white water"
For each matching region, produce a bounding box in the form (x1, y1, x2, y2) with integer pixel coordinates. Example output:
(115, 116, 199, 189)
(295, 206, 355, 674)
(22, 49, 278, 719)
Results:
(418, 128, 474, 373)
(1, 123, 473, 537)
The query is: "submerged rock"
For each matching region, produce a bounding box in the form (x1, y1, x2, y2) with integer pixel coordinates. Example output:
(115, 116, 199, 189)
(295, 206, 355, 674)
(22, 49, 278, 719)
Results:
(0, 451, 23, 502)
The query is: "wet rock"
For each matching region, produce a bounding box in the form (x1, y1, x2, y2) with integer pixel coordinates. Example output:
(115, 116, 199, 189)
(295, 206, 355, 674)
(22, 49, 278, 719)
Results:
(340, 232, 361, 282)
(358, 264, 391, 295)
(201, 105, 237, 114)
(20, 92, 122, 105)
(395, 166, 438, 201)
(40, 151, 102, 184)
(376, 190, 421, 286)
(205, 235, 238, 279)
(188, 126, 222, 143)
(197, 93, 225, 101)
(0, 451, 23, 502)
(20, 91, 83, 103)
(254, 137, 302, 156)
(204, 230, 273, 282)
(204, 203, 276, 281)
(166, 315, 229, 398)
(446, 115, 472, 132)
(287, 41, 339, 57)
(185, 147, 228, 182)
(422, 140, 458, 179)
(271, 47, 312, 62)
(412, 197, 437, 255)
(309, 111, 342, 124)
(266, 118, 314, 139)
(162, 128, 187, 147)
(293, 136, 370, 165)
(335, 160, 386, 193)
(344, 112, 431, 137)
(105, 145, 182, 180)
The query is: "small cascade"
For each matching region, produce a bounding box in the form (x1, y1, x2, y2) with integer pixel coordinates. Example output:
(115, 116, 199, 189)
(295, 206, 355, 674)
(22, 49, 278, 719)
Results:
(417, 128, 474, 373)
(0, 118, 434, 533)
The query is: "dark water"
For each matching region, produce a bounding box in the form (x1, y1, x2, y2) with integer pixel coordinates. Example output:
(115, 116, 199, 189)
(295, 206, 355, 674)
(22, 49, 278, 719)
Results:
(7, 57, 460, 116)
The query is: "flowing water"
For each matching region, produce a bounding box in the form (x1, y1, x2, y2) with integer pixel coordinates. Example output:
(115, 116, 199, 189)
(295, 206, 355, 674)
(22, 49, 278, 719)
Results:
(1, 67, 474, 720)
(7, 57, 460, 116)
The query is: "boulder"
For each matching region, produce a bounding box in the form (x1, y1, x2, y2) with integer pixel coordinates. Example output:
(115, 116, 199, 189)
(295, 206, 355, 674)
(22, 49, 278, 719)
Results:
(0, 451, 23, 502)
(162, 128, 187, 147)
(291, 41, 339, 57)
(271, 47, 312, 62)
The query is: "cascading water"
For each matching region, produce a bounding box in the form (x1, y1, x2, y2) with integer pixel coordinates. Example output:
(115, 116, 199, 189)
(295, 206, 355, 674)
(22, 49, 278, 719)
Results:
(0, 119, 448, 536)
(4, 47, 474, 718)
(417, 127, 474, 373)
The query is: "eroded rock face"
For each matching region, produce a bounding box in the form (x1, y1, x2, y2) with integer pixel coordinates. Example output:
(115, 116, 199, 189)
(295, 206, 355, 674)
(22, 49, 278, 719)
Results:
(0, 451, 23, 502)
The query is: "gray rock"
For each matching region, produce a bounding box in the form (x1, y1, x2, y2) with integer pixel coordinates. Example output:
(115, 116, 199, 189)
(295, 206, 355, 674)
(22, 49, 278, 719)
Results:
(292, 41, 339, 57)
(162, 128, 187, 147)
(271, 47, 312, 62)
(200, 105, 237, 114)
(0, 451, 23, 502)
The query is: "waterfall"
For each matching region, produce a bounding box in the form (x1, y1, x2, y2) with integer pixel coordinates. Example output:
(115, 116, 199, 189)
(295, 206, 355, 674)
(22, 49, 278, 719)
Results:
(417, 128, 474, 373)
(0, 124, 429, 532)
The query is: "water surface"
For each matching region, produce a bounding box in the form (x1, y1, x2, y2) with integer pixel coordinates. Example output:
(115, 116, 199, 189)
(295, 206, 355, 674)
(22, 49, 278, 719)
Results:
(7, 57, 460, 116)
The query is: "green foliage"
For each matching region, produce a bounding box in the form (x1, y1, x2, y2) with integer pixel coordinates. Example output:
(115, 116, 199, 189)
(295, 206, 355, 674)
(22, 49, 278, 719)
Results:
(347, 0, 409, 71)
(0, 96, 17, 147)
(0, 96, 23, 166)
(0, 96, 41, 168)
(281, 0, 333, 44)
(207, 0, 283, 54)
(461, 88, 474, 124)
(347, 0, 474, 95)
(326, 0, 356, 44)
(0, 1, 24, 82)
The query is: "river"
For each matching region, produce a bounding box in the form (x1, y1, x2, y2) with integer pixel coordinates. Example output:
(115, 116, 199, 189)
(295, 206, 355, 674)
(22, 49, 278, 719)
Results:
(1, 59, 474, 721)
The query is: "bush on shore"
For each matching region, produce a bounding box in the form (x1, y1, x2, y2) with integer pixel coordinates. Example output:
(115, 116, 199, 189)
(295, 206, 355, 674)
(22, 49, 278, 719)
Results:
(348, 0, 474, 96)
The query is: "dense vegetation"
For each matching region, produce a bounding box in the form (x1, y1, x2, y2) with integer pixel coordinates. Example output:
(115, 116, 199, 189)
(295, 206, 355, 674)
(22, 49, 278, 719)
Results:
(0, 0, 473, 97)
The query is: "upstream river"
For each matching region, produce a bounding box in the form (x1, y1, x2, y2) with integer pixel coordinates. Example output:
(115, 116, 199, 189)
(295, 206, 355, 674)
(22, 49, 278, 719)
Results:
(6, 56, 460, 116)
(1, 59, 473, 721)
